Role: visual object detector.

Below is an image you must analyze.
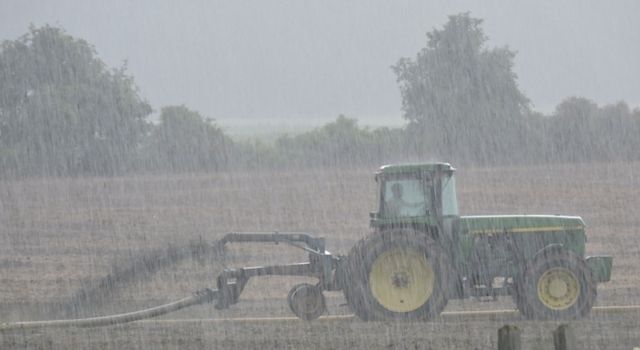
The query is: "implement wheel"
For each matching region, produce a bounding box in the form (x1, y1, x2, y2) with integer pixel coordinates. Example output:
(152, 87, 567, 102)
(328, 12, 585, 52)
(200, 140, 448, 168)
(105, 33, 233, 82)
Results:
(516, 247, 596, 320)
(287, 283, 326, 321)
(341, 229, 452, 321)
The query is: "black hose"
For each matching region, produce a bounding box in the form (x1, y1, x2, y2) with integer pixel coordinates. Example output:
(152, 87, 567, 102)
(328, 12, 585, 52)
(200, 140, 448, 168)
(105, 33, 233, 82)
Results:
(0, 288, 218, 331)
(58, 238, 221, 318)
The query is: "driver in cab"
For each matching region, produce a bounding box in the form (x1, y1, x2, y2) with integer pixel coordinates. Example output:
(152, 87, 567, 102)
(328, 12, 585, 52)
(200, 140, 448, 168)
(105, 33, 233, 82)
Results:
(385, 183, 425, 217)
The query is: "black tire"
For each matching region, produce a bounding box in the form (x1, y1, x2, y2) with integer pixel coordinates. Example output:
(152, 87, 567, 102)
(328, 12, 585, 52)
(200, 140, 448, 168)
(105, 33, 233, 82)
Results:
(515, 248, 596, 320)
(287, 283, 326, 321)
(341, 229, 452, 321)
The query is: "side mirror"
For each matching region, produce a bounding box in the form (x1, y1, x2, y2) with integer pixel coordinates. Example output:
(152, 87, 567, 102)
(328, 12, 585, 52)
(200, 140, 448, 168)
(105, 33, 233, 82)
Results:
(369, 212, 378, 219)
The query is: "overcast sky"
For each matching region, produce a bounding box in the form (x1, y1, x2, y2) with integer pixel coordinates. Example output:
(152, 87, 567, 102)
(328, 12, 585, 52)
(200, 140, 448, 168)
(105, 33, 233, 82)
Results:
(1, 0, 639, 126)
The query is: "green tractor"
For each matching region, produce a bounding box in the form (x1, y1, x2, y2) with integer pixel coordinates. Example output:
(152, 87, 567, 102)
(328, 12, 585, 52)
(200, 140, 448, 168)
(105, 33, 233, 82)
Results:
(340, 163, 612, 321)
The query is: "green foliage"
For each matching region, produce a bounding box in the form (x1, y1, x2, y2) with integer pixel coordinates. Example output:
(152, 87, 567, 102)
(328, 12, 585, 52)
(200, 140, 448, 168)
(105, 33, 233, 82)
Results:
(273, 115, 403, 167)
(2, 23, 639, 178)
(543, 97, 640, 162)
(142, 105, 233, 172)
(0, 25, 151, 176)
(266, 101, 640, 168)
(393, 13, 531, 163)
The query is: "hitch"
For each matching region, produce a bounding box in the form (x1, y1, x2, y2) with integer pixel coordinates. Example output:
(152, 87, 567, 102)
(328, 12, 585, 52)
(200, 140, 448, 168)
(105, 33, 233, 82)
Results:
(213, 232, 342, 319)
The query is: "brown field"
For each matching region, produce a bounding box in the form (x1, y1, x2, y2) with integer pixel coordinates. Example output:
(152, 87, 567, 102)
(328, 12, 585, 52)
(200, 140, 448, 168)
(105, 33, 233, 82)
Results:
(1, 162, 639, 349)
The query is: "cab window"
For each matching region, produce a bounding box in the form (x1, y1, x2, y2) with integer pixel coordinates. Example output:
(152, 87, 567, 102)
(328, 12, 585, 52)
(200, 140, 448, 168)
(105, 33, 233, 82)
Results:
(382, 177, 429, 217)
(441, 174, 459, 216)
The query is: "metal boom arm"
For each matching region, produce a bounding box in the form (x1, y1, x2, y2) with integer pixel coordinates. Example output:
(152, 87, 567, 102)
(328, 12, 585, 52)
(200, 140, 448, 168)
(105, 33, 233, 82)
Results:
(214, 232, 340, 309)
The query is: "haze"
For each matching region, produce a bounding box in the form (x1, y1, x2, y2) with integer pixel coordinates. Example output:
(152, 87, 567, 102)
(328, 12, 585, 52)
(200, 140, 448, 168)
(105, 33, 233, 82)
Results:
(1, 0, 639, 127)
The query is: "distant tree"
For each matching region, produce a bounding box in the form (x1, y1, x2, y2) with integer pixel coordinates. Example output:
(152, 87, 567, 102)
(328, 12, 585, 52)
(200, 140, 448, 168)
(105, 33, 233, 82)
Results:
(143, 105, 233, 172)
(275, 115, 383, 166)
(549, 97, 598, 161)
(0, 25, 151, 176)
(596, 101, 640, 160)
(548, 97, 640, 161)
(393, 13, 531, 163)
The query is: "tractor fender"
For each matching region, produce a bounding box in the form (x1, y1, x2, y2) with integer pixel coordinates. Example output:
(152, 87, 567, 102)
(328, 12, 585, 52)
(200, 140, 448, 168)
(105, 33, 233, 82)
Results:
(532, 243, 566, 262)
(526, 243, 594, 280)
(515, 244, 566, 279)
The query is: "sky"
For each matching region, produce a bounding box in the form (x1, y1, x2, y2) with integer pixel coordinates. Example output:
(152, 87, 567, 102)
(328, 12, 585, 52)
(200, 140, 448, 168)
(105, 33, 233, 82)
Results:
(1, 0, 639, 128)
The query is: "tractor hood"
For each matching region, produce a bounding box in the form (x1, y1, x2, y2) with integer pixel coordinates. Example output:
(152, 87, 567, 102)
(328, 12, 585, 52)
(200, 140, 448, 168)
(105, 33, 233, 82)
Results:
(458, 215, 585, 235)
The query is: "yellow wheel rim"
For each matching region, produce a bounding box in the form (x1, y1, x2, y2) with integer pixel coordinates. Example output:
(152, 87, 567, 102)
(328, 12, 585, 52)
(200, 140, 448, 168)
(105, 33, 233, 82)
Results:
(369, 247, 434, 313)
(536, 267, 580, 310)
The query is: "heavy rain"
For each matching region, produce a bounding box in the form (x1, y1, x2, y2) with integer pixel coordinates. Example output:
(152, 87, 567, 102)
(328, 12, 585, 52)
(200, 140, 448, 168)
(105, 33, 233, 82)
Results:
(1, 1, 639, 349)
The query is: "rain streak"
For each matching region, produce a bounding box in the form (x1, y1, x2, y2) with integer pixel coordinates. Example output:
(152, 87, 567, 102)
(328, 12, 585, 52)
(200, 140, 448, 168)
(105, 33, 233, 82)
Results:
(1, 2, 639, 349)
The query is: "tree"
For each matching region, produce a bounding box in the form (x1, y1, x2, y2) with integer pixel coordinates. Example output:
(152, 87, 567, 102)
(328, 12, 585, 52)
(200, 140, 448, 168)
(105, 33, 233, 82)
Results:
(549, 97, 598, 161)
(0, 25, 151, 177)
(393, 13, 531, 163)
(275, 115, 383, 167)
(548, 97, 640, 162)
(143, 105, 233, 172)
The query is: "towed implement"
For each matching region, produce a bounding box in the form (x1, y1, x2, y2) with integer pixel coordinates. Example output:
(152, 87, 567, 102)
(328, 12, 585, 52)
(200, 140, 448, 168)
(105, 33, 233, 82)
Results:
(1, 163, 613, 329)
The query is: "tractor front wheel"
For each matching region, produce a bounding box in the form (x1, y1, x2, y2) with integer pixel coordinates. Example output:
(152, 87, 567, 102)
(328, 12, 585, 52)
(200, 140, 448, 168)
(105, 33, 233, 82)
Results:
(515, 248, 596, 320)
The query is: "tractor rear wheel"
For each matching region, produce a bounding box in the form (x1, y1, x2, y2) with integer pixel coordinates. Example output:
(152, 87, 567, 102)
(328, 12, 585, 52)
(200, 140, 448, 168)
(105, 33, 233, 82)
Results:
(515, 248, 596, 320)
(341, 229, 452, 321)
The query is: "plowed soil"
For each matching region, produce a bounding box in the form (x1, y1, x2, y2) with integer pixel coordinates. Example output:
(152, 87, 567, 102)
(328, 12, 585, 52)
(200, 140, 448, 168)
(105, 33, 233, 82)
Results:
(1, 162, 639, 349)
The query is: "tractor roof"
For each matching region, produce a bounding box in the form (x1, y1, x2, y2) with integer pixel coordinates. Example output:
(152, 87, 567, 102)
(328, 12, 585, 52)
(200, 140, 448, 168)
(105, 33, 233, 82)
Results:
(377, 162, 455, 175)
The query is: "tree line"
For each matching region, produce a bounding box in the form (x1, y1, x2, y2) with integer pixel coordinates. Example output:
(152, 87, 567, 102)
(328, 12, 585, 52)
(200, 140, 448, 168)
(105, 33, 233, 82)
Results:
(1, 19, 639, 178)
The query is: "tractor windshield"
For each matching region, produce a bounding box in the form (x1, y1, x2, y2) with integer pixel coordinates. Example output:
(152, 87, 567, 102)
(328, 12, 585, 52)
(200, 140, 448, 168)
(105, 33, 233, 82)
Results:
(381, 174, 432, 218)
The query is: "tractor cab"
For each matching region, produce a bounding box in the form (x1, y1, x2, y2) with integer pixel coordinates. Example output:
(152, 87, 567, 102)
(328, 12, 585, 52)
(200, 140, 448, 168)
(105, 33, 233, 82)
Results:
(371, 163, 458, 227)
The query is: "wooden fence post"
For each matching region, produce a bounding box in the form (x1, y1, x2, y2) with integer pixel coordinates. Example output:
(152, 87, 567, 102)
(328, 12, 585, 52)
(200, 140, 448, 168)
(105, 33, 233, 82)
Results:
(498, 325, 521, 350)
(553, 324, 576, 350)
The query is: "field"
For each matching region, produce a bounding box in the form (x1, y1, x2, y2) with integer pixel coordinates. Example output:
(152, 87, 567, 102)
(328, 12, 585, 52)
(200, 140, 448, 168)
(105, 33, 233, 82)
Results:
(1, 162, 639, 349)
